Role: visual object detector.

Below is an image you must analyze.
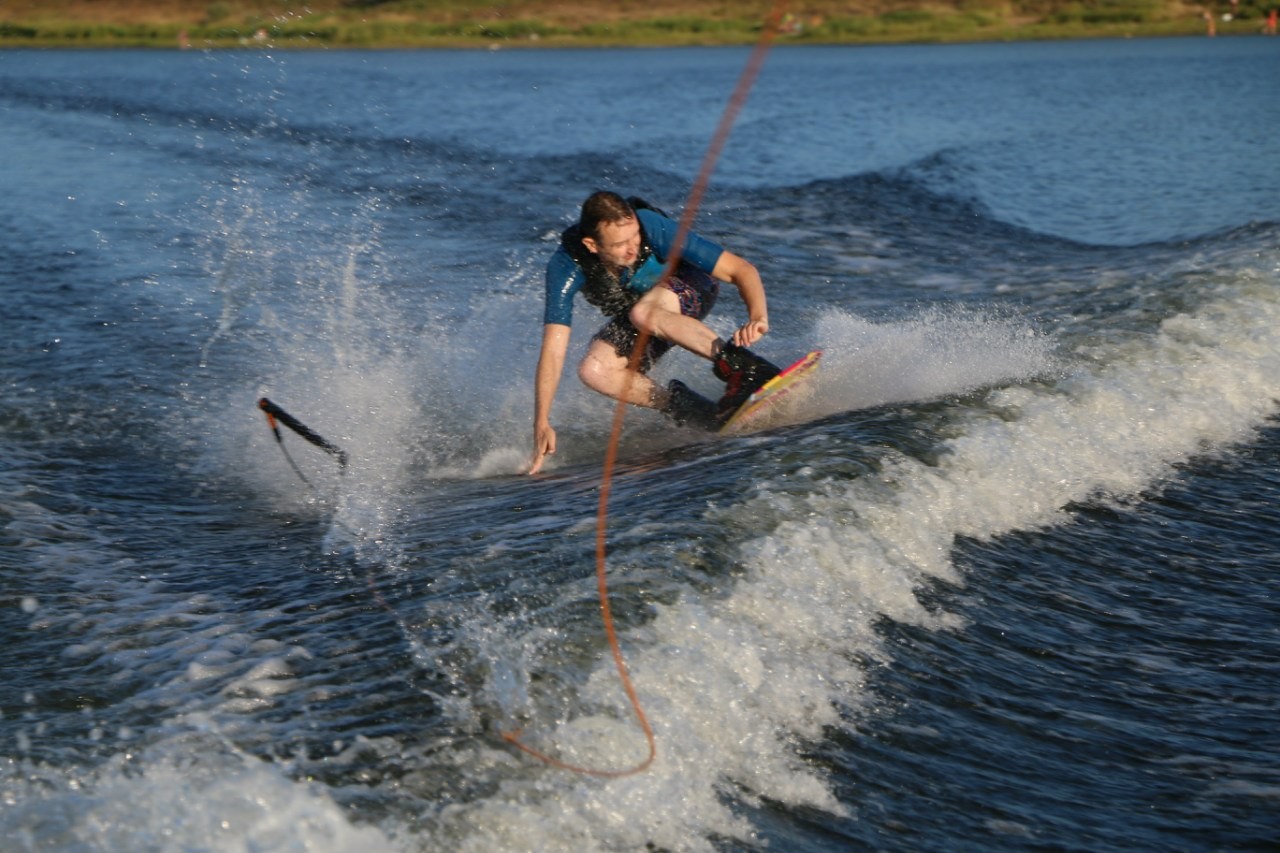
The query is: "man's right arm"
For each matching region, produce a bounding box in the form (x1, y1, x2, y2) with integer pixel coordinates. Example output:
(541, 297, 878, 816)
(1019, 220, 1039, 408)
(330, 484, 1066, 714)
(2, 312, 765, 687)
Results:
(528, 322, 571, 475)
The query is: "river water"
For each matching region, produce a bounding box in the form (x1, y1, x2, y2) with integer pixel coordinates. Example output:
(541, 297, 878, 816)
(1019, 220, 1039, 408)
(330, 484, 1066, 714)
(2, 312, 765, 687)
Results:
(2, 37, 1278, 851)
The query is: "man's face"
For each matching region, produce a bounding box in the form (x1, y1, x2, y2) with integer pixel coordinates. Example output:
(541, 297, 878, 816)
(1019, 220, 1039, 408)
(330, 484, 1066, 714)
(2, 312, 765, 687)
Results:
(582, 216, 640, 270)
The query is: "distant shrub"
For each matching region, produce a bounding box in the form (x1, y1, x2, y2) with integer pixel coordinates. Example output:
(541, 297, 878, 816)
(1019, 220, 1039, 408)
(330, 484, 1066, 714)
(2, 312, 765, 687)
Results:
(820, 16, 877, 37)
(881, 9, 938, 25)
(0, 23, 38, 38)
(1052, 1, 1162, 25)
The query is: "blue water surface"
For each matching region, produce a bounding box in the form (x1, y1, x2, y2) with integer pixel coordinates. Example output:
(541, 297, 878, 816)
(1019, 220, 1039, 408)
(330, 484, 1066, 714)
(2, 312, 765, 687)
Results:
(1, 37, 1278, 852)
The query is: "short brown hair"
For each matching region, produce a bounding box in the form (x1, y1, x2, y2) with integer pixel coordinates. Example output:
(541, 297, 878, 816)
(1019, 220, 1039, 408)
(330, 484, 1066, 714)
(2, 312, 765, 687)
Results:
(578, 191, 634, 240)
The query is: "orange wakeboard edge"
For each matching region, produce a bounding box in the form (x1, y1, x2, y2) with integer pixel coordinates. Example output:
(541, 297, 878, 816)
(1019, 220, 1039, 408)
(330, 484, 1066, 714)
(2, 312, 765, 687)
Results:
(719, 350, 822, 435)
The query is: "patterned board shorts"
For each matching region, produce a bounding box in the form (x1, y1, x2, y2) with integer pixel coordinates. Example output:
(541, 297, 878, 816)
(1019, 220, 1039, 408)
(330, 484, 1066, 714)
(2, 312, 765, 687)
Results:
(592, 267, 720, 374)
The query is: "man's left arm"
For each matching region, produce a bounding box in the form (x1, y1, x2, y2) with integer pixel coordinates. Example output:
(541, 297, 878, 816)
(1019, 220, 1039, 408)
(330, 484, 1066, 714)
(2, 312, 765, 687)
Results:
(643, 209, 770, 347)
(712, 250, 769, 348)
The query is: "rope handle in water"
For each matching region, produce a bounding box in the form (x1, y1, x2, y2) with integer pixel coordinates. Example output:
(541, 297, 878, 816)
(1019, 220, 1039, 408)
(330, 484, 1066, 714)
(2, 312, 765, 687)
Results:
(259, 397, 348, 471)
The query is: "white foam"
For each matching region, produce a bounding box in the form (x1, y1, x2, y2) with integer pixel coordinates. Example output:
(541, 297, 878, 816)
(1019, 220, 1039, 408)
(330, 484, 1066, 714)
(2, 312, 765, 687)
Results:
(0, 736, 402, 853)
(437, 279, 1280, 849)
(195, 188, 1278, 849)
(812, 304, 1059, 416)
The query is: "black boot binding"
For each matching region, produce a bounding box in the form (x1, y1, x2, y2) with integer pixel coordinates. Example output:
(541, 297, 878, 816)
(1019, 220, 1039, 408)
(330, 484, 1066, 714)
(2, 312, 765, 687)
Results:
(713, 342, 781, 421)
(661, 380, 719, 431)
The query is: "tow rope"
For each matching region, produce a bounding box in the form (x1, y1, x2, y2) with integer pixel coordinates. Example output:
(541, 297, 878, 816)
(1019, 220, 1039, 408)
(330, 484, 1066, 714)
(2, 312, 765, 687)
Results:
(502, 0, 789, 778)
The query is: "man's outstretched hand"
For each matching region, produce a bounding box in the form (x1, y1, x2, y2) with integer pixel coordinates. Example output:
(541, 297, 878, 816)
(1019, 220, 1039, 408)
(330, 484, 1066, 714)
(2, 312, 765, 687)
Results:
(527, 423, 557, 475)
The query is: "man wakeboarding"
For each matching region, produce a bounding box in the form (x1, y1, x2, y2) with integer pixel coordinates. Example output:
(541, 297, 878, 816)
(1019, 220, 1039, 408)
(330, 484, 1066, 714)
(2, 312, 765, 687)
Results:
(528, 190, 780, 474)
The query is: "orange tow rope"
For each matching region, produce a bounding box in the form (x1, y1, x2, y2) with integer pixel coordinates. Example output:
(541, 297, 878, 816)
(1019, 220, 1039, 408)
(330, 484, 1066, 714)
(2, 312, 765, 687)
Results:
(502, 1, 789, 778)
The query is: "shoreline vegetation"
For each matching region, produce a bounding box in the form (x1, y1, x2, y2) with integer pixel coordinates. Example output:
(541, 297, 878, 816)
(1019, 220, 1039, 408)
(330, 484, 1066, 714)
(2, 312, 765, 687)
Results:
(1, 0, 1276, 49)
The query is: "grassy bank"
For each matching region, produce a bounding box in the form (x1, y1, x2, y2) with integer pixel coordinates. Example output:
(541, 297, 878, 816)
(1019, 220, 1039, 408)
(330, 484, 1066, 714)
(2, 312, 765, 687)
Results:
(1, 0, 1275, 49)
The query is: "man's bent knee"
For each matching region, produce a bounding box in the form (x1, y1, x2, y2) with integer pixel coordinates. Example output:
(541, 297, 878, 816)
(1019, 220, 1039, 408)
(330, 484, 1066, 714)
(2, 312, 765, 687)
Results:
(578, 351, 655, 407)
(628, 287, 679, 335)
(627, 301, 657, 335)
(577, 352, 615, 394)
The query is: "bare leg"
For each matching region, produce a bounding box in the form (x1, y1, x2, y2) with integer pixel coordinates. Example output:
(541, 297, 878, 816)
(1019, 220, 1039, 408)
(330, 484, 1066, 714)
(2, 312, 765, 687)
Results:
(628, 286, 721, 360)
(577, 335, 719, 429)
(577, 339, 661, 407)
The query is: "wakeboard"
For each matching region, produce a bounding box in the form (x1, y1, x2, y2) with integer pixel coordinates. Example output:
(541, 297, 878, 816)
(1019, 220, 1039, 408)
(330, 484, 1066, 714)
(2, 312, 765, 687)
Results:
(719, 350, 822, 435)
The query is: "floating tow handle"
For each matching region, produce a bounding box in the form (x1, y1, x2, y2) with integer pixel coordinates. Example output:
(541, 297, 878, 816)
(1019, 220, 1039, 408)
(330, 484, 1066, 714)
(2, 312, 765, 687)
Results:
(258, 397, 348, 477)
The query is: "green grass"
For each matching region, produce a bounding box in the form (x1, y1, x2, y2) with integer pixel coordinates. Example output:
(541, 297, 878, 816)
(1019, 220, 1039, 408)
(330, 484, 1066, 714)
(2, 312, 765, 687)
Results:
(0, 1, 1273, 49)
